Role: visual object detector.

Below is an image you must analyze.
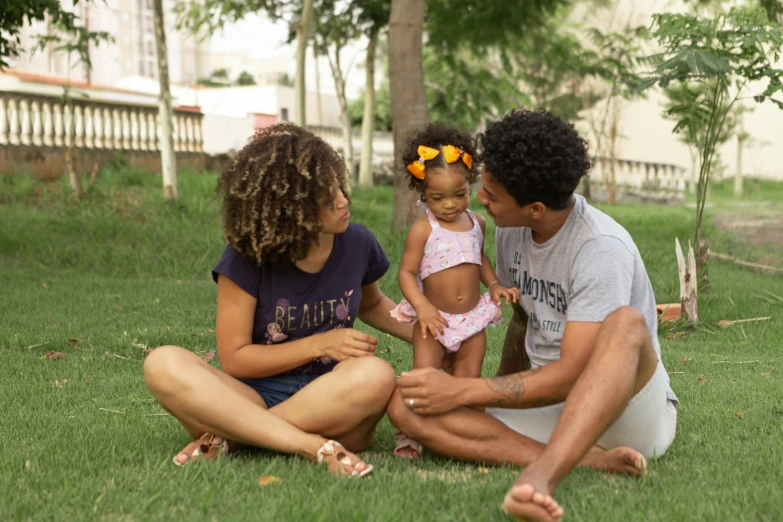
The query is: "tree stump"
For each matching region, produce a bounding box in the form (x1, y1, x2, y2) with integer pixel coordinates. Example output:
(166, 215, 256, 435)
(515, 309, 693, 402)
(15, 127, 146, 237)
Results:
(675, 238, 698, 324)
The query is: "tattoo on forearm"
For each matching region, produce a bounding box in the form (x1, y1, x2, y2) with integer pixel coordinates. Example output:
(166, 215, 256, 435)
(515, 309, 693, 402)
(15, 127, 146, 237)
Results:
(486, 368, 541, 407)
(496, 302, 531, 377)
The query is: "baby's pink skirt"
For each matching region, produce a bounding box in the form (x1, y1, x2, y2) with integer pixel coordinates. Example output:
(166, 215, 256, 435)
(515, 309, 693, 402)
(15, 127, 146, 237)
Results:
(390, 292, 501, 352)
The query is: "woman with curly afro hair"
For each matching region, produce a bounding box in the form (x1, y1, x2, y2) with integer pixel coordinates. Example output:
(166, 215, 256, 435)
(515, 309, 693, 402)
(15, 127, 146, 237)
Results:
(390, 111, 678, 522)
(144, 123, 413, 478)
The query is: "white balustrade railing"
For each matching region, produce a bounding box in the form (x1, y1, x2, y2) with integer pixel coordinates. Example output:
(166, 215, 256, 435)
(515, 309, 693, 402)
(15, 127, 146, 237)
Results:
(590, 156, 687, 198)
(0, 91, 203, 153)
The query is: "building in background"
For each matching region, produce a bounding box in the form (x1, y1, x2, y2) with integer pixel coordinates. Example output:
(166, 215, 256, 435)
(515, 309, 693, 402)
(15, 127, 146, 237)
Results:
(8, 0, 211, 86)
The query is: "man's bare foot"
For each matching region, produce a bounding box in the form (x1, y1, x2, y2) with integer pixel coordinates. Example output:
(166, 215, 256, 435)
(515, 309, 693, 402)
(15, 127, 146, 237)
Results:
(582, 445, 647, 476)
(502, 467, 563, 522)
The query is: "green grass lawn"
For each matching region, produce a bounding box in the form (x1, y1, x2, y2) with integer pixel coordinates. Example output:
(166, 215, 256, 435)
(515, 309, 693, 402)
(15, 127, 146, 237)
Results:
(2, 170, 782, 521)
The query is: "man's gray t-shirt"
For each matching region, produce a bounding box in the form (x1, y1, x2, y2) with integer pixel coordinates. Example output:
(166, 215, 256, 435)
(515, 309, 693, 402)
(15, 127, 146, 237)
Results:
(496, 195, 678, 405)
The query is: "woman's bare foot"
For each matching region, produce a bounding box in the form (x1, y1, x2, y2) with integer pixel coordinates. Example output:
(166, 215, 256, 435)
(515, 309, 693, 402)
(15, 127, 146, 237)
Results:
(581, 445, 647, 476)
(315, 440, 373, 478)
(173, 433, 229, 466)
(502, 467, 563, 522)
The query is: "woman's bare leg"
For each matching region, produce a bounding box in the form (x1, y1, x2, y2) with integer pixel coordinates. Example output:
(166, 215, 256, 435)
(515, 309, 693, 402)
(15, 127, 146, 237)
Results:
(144, 346, 395, 475)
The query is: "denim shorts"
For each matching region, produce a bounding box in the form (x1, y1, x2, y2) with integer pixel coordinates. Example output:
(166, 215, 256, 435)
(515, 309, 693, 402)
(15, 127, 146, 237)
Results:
(239, 373, 318, 408)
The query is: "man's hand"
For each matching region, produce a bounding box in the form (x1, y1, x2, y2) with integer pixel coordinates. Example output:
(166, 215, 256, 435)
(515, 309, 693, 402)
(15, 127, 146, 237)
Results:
(397, 368, 465, 415)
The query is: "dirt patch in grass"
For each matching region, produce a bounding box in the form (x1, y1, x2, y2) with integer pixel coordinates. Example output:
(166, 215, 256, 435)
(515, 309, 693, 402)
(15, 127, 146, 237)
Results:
(713, 213, 783, 267)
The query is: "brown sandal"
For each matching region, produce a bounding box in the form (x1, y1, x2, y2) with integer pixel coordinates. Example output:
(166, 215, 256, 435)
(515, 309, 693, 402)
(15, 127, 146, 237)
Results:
(172, 433, 229, 466)
(316, 440, 374, 478)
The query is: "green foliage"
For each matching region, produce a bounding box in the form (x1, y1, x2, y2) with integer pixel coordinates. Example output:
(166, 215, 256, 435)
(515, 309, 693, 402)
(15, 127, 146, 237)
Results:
(1, 0, 112, 72)
(174, 0, 288, 36)
(506, 10, 613, 122)
(424, 0, 568, 51)
(662, 81, 743, 152)
(235, 71, 257, 85)
(759, 0, 783, 23)
(635, 6, 783, 245)
(196, 68, 232, 87)
(350, 49, 526, 133)
(1, 0, 73, 69)
(32, 21, 113, 74)
(349, 81, 393, 131)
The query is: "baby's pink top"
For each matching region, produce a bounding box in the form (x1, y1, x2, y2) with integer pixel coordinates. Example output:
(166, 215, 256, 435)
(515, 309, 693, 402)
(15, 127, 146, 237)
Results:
(419, 207, 483, 281)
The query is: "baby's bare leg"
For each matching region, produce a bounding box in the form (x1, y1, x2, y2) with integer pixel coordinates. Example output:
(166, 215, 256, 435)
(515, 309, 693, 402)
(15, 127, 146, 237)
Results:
(451, 330, 487, 378)
(395, 323, 445, 459)
(412, 322, 446, 370)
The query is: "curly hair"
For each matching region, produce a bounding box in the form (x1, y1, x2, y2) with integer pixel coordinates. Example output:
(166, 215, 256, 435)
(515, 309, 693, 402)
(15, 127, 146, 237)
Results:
(478, 110, 591, 210)
(401, 122, 479, 193)
(216, 123, 348, 266)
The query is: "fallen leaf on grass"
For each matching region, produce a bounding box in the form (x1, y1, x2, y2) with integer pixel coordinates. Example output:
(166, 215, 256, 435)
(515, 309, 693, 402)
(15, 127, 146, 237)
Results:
(258, 476, 280, 486)
(697, 378, 706, 385)
(735, 411, 745, 420)
(378, 348, 390, 353)
(66, 339, 81, 346)
(682, 356, 688, 363)
(51, 379, 68, 388)
(132, 342, 148, 350)
(761, 372, 772, 377)
(207, 329, 215, 333)
(41, 351, 68, 360)
(201, 351, 215, 363)
(477, 467, 490, 474)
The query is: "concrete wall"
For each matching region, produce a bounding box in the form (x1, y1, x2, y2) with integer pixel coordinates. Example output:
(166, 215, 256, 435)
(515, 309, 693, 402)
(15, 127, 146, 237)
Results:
(0, 145, 205, 180)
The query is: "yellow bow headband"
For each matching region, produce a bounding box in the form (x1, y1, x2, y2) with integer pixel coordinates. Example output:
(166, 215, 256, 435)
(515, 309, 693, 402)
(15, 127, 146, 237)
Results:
(406, 145, 474, 180)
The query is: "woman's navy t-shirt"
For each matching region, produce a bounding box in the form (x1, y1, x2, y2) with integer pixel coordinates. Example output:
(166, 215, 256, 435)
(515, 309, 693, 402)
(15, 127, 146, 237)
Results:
(212, 223, 390, 376)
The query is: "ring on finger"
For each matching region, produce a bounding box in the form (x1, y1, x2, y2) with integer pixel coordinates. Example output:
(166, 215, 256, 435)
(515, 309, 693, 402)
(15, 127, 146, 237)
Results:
(409, 398, 415, 408)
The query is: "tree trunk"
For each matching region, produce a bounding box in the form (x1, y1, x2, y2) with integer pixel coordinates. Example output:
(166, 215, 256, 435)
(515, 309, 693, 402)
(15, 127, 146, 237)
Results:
(734, 127, 744, 197)
(606, 98, 621, 205)
(358, 29, 378, 189)
(675, 238, 698, 324)
(325, 45, 354, 187)
(314, 49, 323, 126)
(153, 0, 177, 200)
(688, 148, 697, 194)
(389, 0, 428, 232)
(294, 0, 315, 127)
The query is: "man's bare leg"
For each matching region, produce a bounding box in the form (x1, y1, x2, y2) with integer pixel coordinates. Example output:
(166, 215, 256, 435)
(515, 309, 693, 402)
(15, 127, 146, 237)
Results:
(387, 388, 643, 474)
(502, 306, 659, 522)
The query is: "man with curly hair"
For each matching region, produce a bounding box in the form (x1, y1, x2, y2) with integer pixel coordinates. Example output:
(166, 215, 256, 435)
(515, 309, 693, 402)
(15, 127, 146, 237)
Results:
(388, 110, 678, 522)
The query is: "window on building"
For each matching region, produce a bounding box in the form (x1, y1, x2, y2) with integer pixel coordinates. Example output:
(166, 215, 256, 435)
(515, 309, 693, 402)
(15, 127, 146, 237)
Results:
(280, 108, 289, 122)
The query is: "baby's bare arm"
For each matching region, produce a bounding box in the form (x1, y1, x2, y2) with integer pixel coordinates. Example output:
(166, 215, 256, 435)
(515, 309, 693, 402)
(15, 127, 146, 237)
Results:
(398, 218, 433, 311)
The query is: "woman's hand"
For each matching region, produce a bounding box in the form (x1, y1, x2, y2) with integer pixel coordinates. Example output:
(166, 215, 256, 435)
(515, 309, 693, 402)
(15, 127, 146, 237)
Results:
(415, 302, 449, 339)
(319, 328, 379, 361)
(490, 283, 519, 307)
